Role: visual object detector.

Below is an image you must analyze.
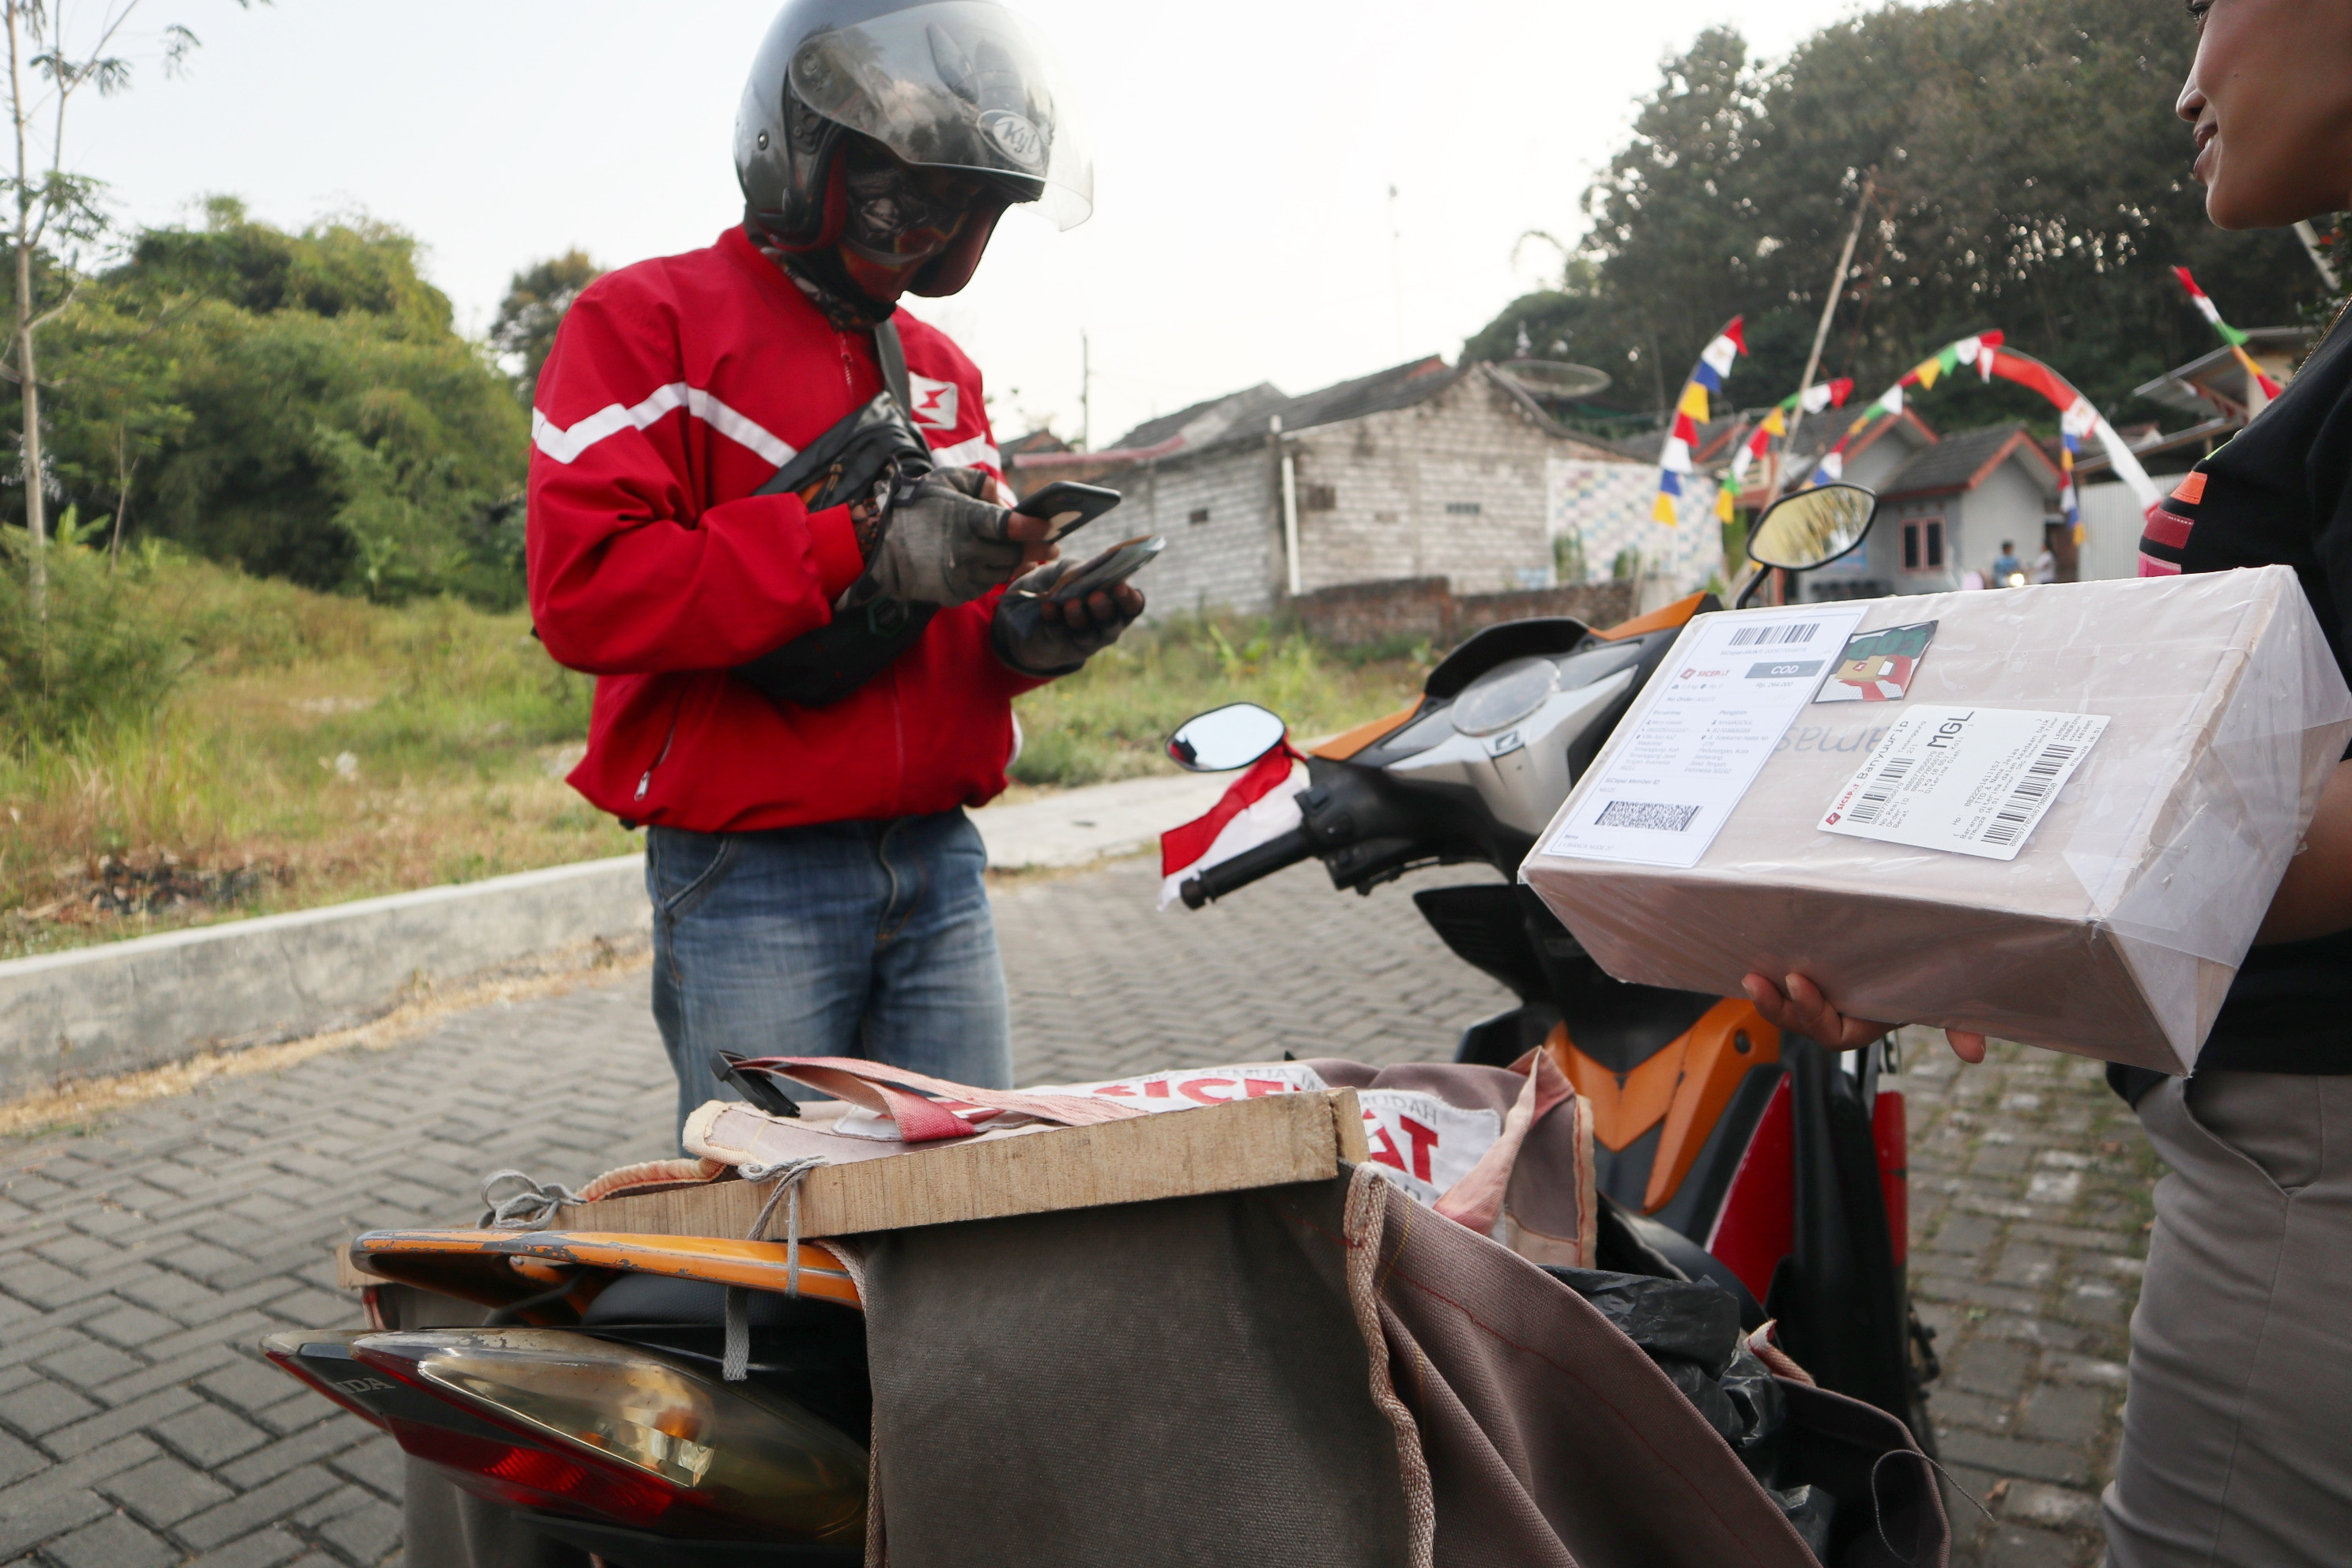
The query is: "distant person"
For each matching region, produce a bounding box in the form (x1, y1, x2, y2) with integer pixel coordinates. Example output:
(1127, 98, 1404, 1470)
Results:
(1991, 539, 2023, 584)
(2031, 541, 2058, 584)
(1746, 3, 2352, 1562)
(526, 0, 1142, 1140)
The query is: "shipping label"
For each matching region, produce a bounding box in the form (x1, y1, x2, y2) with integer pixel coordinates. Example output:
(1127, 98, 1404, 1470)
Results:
(1818, 705, 2110, 861)
(1540, 605, 1870, 868)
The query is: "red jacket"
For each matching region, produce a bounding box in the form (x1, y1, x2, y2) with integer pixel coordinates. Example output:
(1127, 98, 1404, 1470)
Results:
(526, 228, 1042, 832)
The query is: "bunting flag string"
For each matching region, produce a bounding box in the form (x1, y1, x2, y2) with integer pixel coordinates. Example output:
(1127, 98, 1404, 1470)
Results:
(1728, 377, 1855, 487)
(1799, 330, 2163, 543)
(1654, 317, 1745, 527)
(2173, 266, 2285, 402)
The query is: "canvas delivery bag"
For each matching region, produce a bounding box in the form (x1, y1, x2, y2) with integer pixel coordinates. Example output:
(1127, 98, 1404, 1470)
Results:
(1521, 567, 2352, 1073)
(672, 1056, 1946, 1566)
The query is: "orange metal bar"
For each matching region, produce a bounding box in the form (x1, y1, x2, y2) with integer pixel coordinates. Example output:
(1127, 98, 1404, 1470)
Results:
(353, 1230, 863, 1310)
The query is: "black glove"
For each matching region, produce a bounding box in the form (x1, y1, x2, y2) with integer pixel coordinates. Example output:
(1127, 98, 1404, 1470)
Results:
(990, 559, 1143, 677)
(853, 466, 1022, 608)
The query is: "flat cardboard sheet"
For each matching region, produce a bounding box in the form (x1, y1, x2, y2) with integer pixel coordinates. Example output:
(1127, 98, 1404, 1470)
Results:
(551, 1089, 1370, 1239)
(1522, 568, 2352, 1072)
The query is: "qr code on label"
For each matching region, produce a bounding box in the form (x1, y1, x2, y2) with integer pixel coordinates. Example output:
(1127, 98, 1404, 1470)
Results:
(1595, 801, 1702, 832)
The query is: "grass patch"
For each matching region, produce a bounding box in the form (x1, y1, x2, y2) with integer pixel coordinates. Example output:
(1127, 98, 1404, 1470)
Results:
(0, 556, 1431, 956)
(0, 545, 633, 959)
(1008, 615, 1431, 788)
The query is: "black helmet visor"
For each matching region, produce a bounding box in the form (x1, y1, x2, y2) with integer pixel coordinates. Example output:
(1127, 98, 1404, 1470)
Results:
(788, 1, 1092, 228)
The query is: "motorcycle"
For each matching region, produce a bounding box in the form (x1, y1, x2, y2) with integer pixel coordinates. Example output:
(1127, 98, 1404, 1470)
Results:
(251, 483, 1932, 1566)
(1163, 481, 1940, 1451)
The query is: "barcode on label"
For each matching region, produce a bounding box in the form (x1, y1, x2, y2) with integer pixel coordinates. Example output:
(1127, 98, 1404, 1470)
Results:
(1979, 741, 2082, 846)
(1596, 801, 1702, 833)
(1843, 752, 1918, 825)
(1728, 621, 1822, 648)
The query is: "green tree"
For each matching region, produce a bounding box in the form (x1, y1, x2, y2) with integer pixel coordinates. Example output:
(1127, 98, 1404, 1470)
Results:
(2, 0, 254, 610)
(490, 249, 601, 402)
(32, 200, 529, 604)
(1472, 0, 2328, 432)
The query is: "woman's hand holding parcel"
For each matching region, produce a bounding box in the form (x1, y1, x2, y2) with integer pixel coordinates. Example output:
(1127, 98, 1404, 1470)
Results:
(1739, 971, 1989, 1064)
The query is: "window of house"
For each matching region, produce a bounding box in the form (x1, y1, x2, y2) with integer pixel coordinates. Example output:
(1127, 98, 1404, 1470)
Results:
(1299, 484, 1336, 512)
(1444, 501, 1482, 516)
(1902, 517, 1946, 572)
(1187, 507, 1211, 526)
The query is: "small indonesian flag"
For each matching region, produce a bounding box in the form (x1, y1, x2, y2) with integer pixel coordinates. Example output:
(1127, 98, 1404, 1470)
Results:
(1158, 744, 1307, 910)
(2174, 265, 2283, 399)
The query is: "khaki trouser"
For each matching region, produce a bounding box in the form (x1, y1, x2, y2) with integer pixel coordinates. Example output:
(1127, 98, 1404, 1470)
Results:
(2104, 1072, 2352, 1566)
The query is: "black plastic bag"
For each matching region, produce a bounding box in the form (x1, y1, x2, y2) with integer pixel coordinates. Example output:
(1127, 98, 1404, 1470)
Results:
(1544, 1267, 1741, 1375)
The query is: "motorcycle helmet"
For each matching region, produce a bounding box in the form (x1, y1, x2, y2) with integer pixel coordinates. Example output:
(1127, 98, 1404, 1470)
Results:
(735, 0, 1093, 297)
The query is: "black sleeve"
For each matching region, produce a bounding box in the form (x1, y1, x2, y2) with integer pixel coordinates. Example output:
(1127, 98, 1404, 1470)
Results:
(2305, 330, 2352, 688)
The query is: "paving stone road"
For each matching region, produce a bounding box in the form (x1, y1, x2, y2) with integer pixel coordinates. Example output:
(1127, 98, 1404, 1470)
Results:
(0, 853, 2156, 1566)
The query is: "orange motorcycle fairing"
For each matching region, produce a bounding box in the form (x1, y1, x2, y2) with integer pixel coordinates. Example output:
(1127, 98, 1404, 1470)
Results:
(1592, 590, 1710, 643)
(352, 1230, 864, 1312)
(1310, 699, 1424, 762)
(1547, 1000, 1782, 1215)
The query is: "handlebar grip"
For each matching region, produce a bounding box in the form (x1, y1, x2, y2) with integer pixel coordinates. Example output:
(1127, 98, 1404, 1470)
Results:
(1178, 827, 1315, 909)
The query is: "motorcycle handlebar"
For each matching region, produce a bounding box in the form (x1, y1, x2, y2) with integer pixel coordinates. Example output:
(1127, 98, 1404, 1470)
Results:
(1178, 827, 1315, 909)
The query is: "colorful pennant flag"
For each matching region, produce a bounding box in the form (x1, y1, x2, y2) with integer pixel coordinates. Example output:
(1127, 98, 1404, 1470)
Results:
(1728, 379, 1850, 484)
(1805, 334, 2007, 486)
(2173, 266, 2284, 401)
(1799, 329, 2163, 548)
(1652, 318, 1744, 525)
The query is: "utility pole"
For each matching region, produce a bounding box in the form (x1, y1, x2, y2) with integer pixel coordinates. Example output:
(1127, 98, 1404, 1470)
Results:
(1778, 172, 1876, 494)
(1080, 330, 1091, 452)
(1388, 183, 1405, 361)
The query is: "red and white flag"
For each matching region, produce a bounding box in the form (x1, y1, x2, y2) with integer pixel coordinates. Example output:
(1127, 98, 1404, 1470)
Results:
(1158, 744, 1306, 910)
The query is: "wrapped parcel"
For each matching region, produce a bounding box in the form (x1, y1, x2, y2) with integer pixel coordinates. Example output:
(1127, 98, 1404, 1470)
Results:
(1520, 567, 2352, 1073)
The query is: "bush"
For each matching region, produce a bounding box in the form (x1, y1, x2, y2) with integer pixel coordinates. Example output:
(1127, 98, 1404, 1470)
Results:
(0, 532, 186, 748)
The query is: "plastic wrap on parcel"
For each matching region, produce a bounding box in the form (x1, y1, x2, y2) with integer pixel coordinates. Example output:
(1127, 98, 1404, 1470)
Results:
(1519, 567, 2352, 1073)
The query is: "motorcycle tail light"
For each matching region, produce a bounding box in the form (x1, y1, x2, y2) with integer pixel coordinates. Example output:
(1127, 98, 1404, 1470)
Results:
(349, 1328, 867, 1545)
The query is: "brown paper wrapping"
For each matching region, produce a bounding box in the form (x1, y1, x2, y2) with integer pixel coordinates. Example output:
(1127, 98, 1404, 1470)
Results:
(1521, 567, 2352, 1072)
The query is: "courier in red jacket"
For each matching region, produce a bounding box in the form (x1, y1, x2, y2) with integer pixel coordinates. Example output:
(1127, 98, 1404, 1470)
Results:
(527, 0, 1136, 1139)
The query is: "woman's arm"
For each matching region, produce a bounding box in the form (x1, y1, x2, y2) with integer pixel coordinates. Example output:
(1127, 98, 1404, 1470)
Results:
(2254, 760, 2352, 944)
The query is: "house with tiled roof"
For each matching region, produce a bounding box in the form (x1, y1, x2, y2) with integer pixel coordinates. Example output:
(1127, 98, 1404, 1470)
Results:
(1799, 422, 2064, 601)
(1010, 357, 1637, 617)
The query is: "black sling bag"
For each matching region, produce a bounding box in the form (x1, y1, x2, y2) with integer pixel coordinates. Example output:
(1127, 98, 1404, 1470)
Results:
(731, 318, 942, 709)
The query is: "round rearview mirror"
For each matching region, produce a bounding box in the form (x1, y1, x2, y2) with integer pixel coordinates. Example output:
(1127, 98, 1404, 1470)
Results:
(1167, 703, 1287, 772)
(1747, 482, 1879, 572)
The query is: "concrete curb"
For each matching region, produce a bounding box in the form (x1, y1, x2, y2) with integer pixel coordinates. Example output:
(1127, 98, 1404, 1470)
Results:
(0, 854, 650, 1099)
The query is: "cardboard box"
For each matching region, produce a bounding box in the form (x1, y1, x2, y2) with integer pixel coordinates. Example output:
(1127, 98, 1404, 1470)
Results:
(1521, 567, 2352, 1073)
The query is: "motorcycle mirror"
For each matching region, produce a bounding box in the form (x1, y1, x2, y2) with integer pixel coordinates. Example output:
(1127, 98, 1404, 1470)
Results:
(1745, 482, 1879, 572)
(1167, 703, 1287, 772)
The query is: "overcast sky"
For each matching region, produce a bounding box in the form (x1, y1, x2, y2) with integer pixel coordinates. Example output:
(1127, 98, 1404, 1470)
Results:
(68, 0, 1879, 447)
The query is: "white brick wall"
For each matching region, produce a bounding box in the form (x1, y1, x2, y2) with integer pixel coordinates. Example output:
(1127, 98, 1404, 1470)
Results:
(1106, 370, 1634, 617)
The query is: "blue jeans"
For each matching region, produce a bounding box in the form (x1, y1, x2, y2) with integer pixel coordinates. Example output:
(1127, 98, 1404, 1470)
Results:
(646, 809, 1012, 1148)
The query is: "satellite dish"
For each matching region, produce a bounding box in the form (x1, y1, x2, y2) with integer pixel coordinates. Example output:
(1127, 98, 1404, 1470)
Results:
(1497, 360, 1612, 401)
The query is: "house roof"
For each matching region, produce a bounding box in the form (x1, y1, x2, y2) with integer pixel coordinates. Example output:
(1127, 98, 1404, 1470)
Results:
(1106, 383, 1290, 454)
(2132, 325, 2314, 416)
(1880, 423, 2060, 500)
(1000, 429, 1071, 460)
(1144, 356, 1469, 459)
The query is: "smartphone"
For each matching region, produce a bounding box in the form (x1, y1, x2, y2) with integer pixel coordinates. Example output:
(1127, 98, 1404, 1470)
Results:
(1013, 481, 1123, 541)
(1050, 535, 1165, 602)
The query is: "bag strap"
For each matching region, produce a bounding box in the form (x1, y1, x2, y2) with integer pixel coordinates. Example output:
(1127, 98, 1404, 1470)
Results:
(873, 317, 914, 418)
